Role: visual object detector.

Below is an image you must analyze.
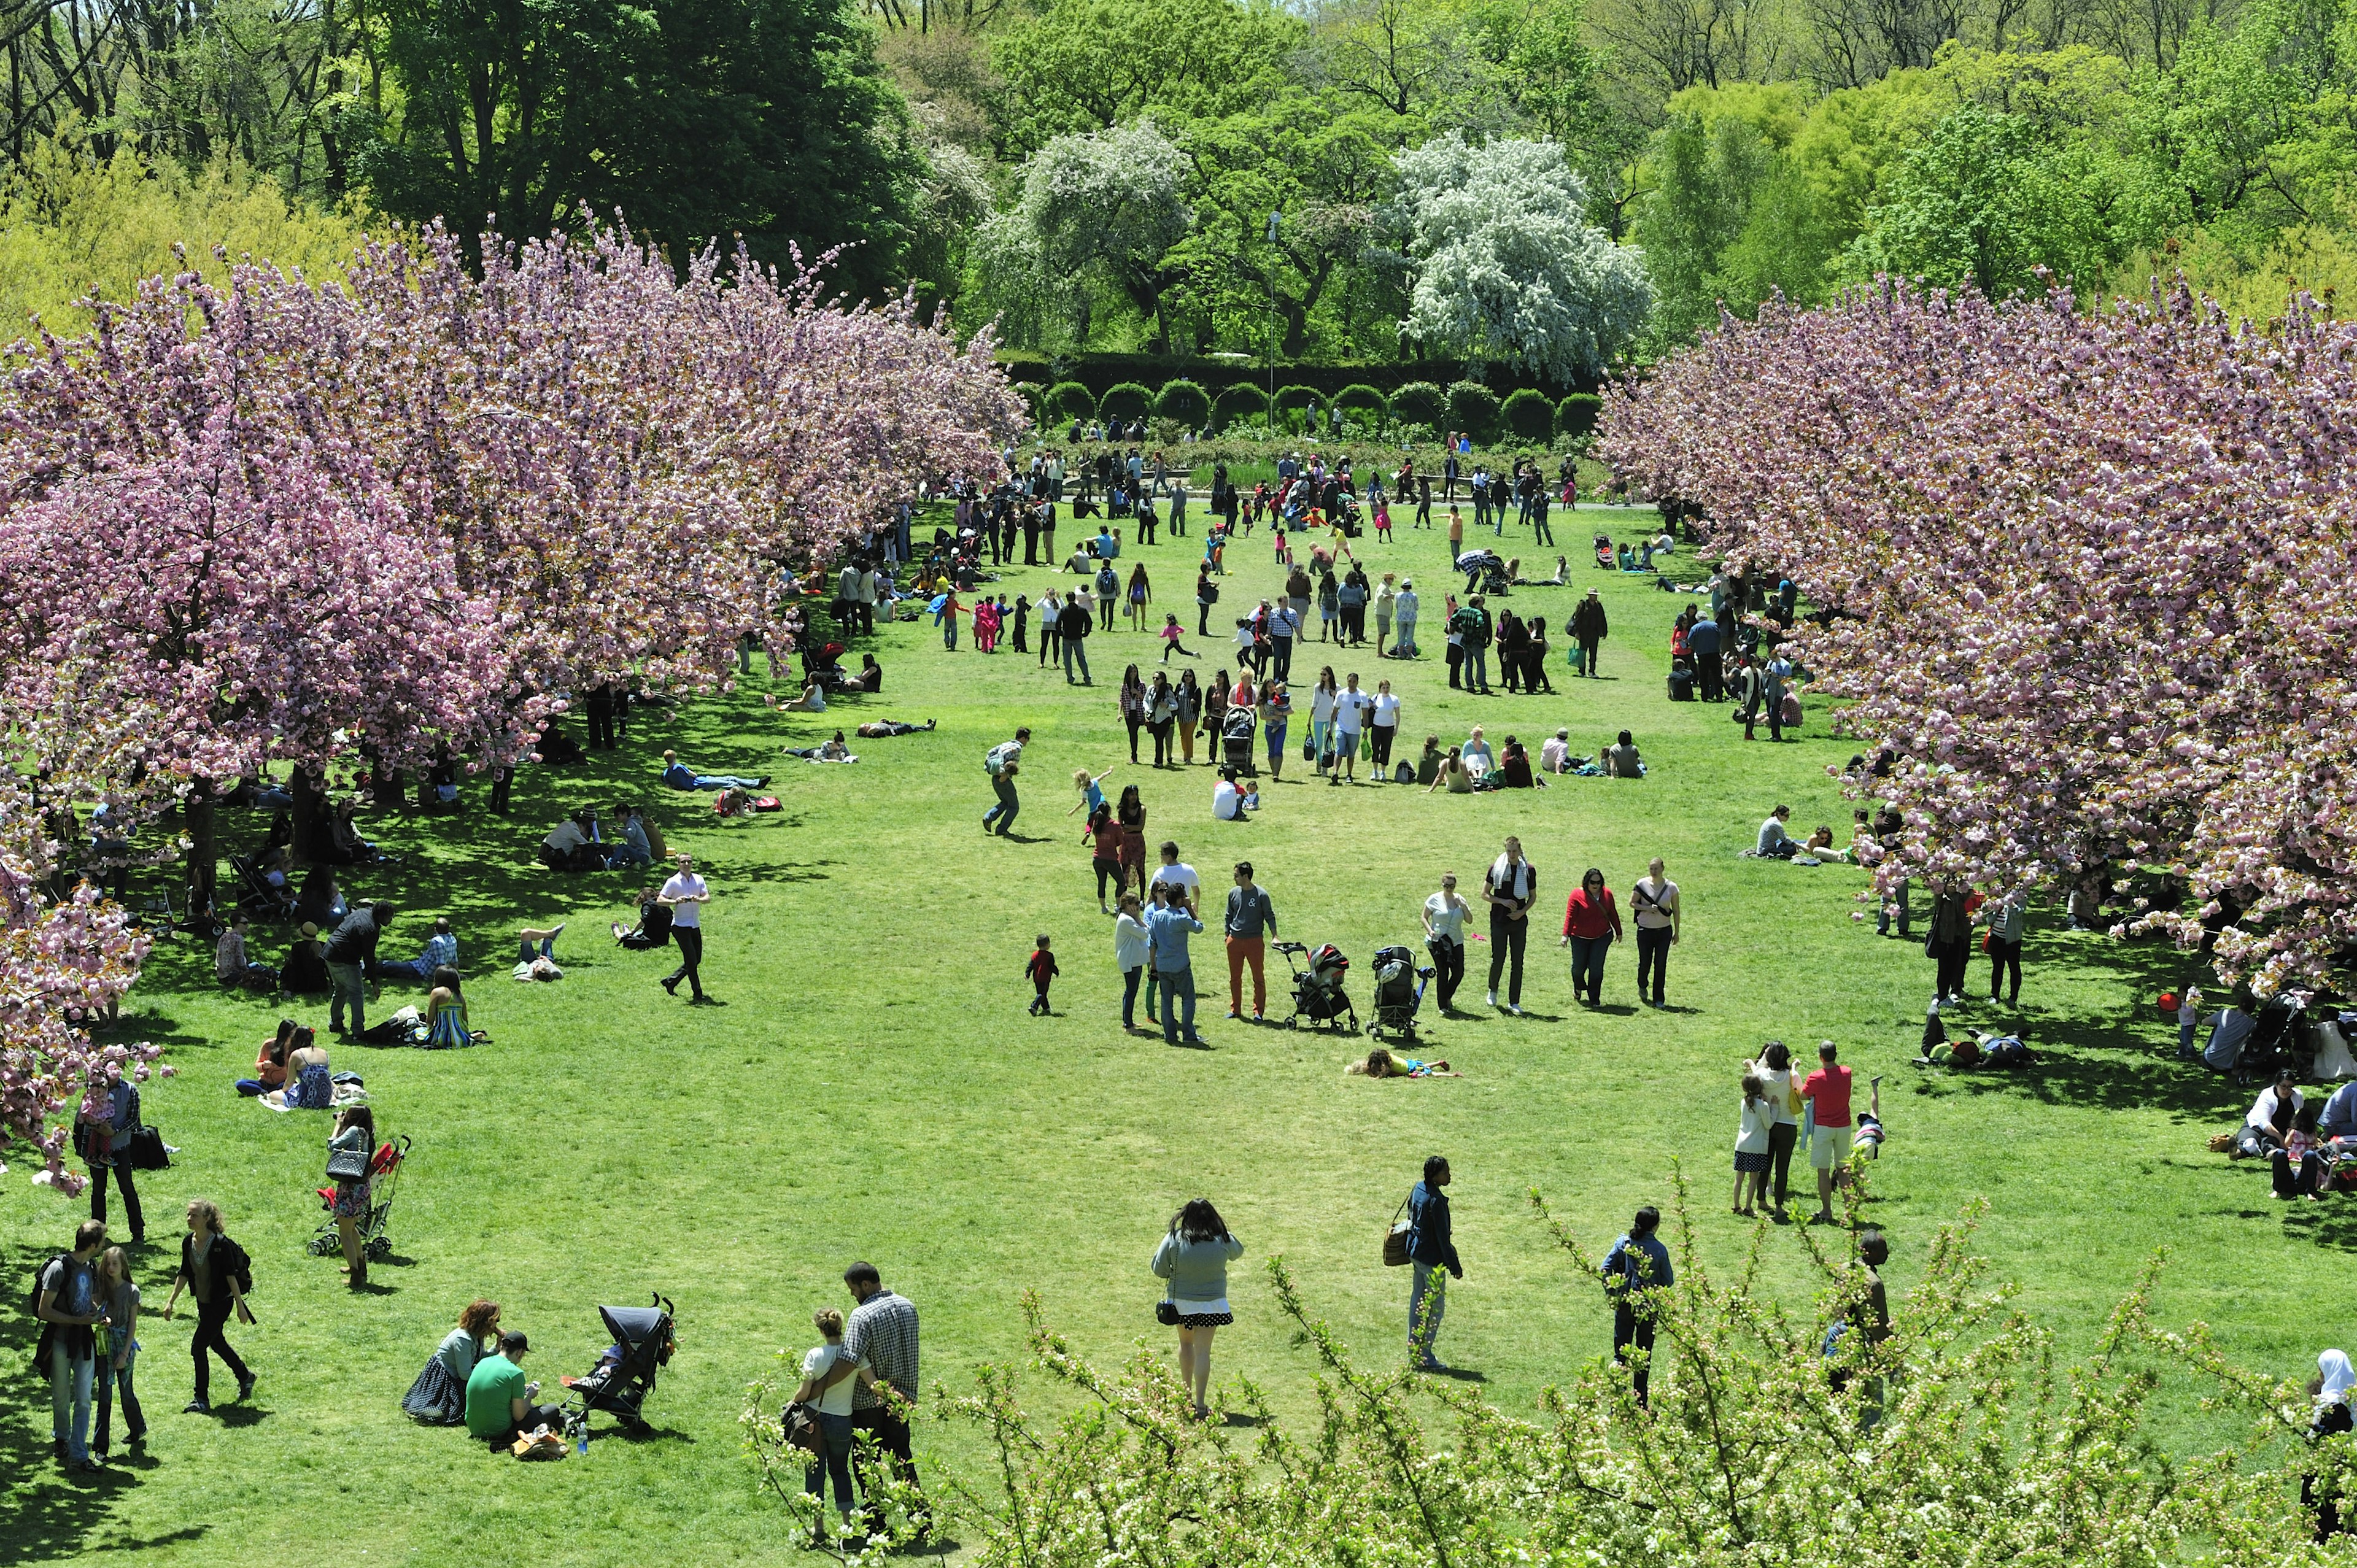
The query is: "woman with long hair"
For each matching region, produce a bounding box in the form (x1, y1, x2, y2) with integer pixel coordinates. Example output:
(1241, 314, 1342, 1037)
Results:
(427, 967, 474, 1049)
(237, 1019, 298, 1096)
(1120, 665, 1147, 765)
(1147, 671, 1178, 768)
(403, 1299, 502, 1424)
(1151, 1199, 1245, 1419)
(1116, 786, 1148, 898)
(1308, 666, 1340, 774)
(1177, 670, 1203, 765)
(1127, 563, 1153, 631)
(328, 1105, 378, 1288)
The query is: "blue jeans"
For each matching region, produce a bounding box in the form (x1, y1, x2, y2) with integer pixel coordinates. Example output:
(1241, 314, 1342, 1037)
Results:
(691, 772, 763, 790)
(943, 617, 958, 649)
(985, 775, 1020, 834)
(375, 956, 434, 982)
(1158, 967, 1198, 1043)
(49, 1342, 92, 1461)
(807, 1410, 855, 1512)
(606, 844, 652, 868)
(1409, 1262, 1446, 1363)
(1123, 965, 1144, 1028)
(327, 960, 367, 1033)
(1465, 646, 1489, 690)
(95, 1342, 141, 1449)
(1063, 639, 1091, 683)
(1396, 616, 1417, 654)
(1569, 932, 1613, 1003)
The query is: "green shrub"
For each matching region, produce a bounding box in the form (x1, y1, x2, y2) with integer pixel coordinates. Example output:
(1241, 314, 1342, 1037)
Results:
(1331, 384, 1388, 424)
(1043, 380, 1096, 423)
(1388, 380, 1446, 431)
(1447, 380, 1504, 447)
(1099, 380, 1153, 423)
(1153, 379, 1211, 429)
(1272, 384, 1326, 433)
(1558, 392, 1604, 439)
(1210, 383, 1271, 431)
(1501, 388, 1556, 443)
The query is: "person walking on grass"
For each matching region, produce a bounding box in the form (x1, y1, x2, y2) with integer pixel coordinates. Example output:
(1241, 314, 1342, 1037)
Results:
(1483, 838, 1536, 1014)
(843, 1262, 929, 1542)
(160, 1199, 253, 1415)
(1983, 892, 2026, 1005)
(1405, 1156, 1462, 1371)
(35, 1218, 105, 1470)
(1152, 1199, 1245, 1420)
(1113, 894, 1151, 1030)
(1422, 872, 1470, 1013)
(1331, 673, 1371, 784)
(1569, 589, 1608, 679)
(1224, 861, 1276, 1022)
(91, 1243, 143, 1458)
(1025, 934, 1059, 1016)
(983, 728, 1030, 838)
(1560, 867, 1622, 1008)
(794, 1307, 883, 1549)
(1631, 859, 1679, 1008)
(75, 1062, 144, 1244)
(658, 852, 712, 1002)
(1601, 1207, 1673, 1407)
(1802, 1041, 1855, 1225)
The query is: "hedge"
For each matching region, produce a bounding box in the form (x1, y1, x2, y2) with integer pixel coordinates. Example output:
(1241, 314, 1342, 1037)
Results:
(1210, 383, 1272, 431)
(1558, 393, 1604, 439)
(1501, 388, 1556, 442)
(1272, 384, 1326, 418)
(1043, 380, 1097, 422)
(1099, 380, 1154, 423)
(1154, 379, 1211, 428)
(1332, 384, 1389, 422)
(1389, 381, 1446, 430)
(1447, 380, 1504, 446)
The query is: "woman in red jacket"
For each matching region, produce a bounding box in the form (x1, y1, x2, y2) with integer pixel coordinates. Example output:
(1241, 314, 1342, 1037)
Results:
(1560, 867, 1624, 1008)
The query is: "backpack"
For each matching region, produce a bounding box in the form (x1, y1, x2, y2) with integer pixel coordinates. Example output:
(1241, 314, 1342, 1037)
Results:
(985, 742, 1016, 776)
(28, 1252, 70, 1321)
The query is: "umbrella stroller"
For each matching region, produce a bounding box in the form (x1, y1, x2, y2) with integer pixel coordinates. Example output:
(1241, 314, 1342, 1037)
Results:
(563, 1294, 679, 1435)
(1276, 941, 1357, 1033)
(1365, 945, 1433, 1043)
(309, 1135, 412, 1262)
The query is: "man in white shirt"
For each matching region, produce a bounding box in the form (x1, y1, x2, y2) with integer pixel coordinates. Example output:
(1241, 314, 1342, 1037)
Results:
(1540, 728, 1571, 774)
(1151, 841, 1201, 912)
(1268, 602, 1298, 684)
(1331, 674, 1371, 784)
(1213, 773, 1245, 820)
(658, 853, 711, 1002)
(1631, 858, 1679, 1008)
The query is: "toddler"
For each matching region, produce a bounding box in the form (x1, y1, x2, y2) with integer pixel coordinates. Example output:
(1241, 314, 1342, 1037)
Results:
(1025, 935, 1059, 1016)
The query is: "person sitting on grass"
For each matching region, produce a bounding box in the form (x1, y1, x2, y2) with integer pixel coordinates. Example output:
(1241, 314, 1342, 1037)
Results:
(603, 806, 654, 868)
(1460, 727, 1496, 778)
(1496, 736, 1542, 789)
(775, 682, 828, 714)
(282, 922, 330, 994)
(214, 915, 277, 991)
(856, 719, 935, 738)
(375, 916, 459, 983)
(1345, 1048, 1460, 1078)
(1213, 768, 1251, 822)
(539, 809, 604, 872)
(261, 1027, 332, 1111)
(1426, 746, 1473, 794)
(403, 1299, 502, 1424)
(236, 1021, 296, 1097)
(715, 787, 759, 821)
(1755, 805, 1799, 859)
(612, 890, 673, 950)
(1603, 731, 1644, 778)
(659, 749, 767, 792)
(464, 1330, 567, 1450)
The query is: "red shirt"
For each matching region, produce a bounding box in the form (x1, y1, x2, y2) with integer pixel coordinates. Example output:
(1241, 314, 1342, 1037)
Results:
(1562, 887, 1622, 941)
(1802, 1065, 1854, 1128)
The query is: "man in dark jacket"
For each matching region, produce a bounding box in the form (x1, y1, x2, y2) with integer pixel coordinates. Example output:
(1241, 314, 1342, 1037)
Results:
(1569, 589, 1608, 679)
(1057, 591, 1093, 686)
(323, 902, 395, 1037)
(1406, 1156, 1463, 1370)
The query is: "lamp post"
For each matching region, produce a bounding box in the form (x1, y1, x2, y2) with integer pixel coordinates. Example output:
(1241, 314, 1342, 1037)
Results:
(1265, 209, 1282, 407)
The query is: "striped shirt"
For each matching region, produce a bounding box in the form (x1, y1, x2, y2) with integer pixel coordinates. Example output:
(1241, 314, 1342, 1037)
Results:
(845, 1289, 919, 1409)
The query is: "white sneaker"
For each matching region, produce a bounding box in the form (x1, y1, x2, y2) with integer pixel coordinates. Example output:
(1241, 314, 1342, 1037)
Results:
(1485, 989, 1499, 1007)
(1506, 1003, 1522, 1016)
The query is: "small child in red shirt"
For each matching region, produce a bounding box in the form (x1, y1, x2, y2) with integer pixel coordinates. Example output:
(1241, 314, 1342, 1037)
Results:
(1026, 935, 1060, 1016)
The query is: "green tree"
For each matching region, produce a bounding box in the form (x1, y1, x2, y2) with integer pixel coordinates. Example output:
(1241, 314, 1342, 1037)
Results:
(985, 0, 1301, 160)
(362, 0, 926, 293)
(1636, 103, 1836, 346)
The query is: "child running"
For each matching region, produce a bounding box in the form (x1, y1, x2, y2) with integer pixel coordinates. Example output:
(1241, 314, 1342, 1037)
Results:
(1067, 766, 1113, 819)
(1159, 613, 1199, 663)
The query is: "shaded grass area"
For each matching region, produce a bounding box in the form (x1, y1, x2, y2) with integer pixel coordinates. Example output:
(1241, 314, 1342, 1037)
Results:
(0, 500, 2326, 1564)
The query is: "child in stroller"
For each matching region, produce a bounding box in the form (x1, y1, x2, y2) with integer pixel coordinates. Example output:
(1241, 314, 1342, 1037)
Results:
(1365, 944, 1434, 1041)
(563, 1295, 679, 1436)
(1275, 941, 1357, 1032)
(1592, 535, 1615, 570)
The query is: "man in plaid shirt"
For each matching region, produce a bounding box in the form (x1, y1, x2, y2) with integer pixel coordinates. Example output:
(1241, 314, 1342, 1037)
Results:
(844, 1261, 928, 1539)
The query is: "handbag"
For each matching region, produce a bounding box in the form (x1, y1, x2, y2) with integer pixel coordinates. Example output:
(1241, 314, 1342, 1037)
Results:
(326, 1141, 371, 1181)
(1382, 1195, 1414, 1267)
(1155, 1296, 1180, 1326)
(783, 1400, 825, 1456)
(1302, 737, 1315, 762)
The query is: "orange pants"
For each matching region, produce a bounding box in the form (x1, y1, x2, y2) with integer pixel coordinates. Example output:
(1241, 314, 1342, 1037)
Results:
(1227, 936, 1266, 1015)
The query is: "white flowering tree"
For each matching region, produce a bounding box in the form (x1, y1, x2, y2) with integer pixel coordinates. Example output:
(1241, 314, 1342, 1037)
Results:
(1394, 134, 1651, 380)
(971, 118, 1193, 349)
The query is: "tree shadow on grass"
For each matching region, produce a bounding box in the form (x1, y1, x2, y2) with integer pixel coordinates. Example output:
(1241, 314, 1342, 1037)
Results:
(1903, 932, 2249, 1127)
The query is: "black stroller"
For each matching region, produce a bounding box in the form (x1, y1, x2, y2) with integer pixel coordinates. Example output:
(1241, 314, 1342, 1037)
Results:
(2203, 995, 2313, 1087)
(1457, 549, 1509, 597)
(565, 1294, 679, 1435)
(1221, 705, 1258, 774)
(1365, 946, 1433, 1043)
(1276, 941, 1357, 1033)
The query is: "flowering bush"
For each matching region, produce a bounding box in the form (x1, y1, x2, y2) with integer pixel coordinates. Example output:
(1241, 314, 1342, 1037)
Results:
(1599, 277, 2357, 990)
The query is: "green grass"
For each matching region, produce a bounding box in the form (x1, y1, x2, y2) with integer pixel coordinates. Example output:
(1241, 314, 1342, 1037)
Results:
(1, 501, 2330, 1565)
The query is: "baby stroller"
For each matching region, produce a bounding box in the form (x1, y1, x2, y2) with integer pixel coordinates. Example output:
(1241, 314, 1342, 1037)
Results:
(228, 852, 295, 925)
(1365, 945, 1433, 1043)
(564, 1294, 679, 1435)
(309, 1135, 412, 1262)
(1592, 535, 1615, 569)
(801, 642, 853, 693)
(1221, 706, 1258, 774)
(1276, 940, 1357, 1033)
(1456, 549, 1509, 597)
(2202, 995, 2312, 1087)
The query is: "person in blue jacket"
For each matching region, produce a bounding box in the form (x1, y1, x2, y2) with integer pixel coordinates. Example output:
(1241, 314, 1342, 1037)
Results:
(1601, 1206, 1674, 1406)
(1406, 1156, 1463, 1370)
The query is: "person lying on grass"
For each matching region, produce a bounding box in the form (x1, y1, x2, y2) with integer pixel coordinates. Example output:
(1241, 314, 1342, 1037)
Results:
(1345, 1048, 1459, 1078)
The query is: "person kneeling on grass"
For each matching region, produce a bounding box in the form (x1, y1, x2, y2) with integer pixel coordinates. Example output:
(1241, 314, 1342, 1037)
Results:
(465, 1330, 566, 1450)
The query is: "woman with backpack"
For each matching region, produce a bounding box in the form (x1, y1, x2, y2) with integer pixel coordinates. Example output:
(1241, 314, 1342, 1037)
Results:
(160, 1199, 254, 1413)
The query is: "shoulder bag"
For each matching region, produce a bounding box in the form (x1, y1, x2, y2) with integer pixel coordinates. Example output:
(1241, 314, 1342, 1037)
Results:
(327, 1139, 371, 1182)
(1383, 1194, 1414, 1267)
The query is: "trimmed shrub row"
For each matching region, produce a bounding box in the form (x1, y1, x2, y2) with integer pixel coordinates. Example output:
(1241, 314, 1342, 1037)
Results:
(1037, 376, 1602, 441)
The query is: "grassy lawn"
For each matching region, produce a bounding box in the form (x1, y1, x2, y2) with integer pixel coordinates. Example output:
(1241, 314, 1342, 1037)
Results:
(1, 500, 2329, 1566)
